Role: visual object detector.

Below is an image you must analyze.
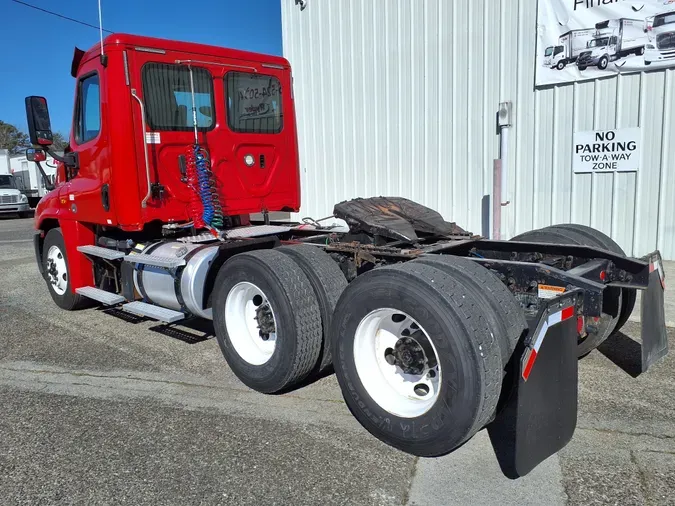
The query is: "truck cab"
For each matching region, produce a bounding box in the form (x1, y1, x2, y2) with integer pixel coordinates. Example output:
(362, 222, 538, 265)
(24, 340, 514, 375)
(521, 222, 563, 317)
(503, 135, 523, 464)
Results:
(0, 174, 31, 217)
(32, 33, 300, 233)
(577, 18, 646, 71)
(543, 45, 566, 69)
(645, 11, 675, 65)
(577, 34, 617, 70)
(27, 34, 300, 292)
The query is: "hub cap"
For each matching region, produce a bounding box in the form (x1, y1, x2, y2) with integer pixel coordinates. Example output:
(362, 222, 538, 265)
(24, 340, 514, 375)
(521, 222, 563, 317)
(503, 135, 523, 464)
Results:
(46, 245, 68, 296)
(225, 282, 277, 365)
(353, 309, 441, 418)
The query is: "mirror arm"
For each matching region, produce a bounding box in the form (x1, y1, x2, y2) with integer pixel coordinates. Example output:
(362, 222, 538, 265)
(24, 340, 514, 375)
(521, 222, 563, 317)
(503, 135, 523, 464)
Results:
(45, 148, 65, 163)
(44, 147, 79, 170)
(35, 161, 55, 192)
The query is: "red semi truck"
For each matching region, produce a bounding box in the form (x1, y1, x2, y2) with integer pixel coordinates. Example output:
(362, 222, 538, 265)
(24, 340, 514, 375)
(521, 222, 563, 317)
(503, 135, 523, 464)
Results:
(25, 33, 668, 478)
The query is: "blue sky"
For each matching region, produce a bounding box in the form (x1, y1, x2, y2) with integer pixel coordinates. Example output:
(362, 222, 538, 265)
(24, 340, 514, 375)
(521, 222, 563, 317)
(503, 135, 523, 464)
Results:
(0, 0, 282, 135)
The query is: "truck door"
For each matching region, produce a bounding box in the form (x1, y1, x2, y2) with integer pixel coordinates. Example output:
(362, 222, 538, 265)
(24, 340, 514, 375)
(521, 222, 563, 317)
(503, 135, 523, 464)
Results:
(62, 57, 114, 225)
(610, 35, 619, 58)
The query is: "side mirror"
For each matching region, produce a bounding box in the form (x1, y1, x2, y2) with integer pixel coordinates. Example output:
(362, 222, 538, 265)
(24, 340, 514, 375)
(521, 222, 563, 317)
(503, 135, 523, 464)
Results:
(25, 148, 47, 162)
(25, 96, 54, 146)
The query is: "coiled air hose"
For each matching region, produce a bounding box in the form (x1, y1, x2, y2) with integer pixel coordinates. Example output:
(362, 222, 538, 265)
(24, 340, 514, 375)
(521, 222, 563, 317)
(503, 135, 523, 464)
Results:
(185, 144, 224, 230)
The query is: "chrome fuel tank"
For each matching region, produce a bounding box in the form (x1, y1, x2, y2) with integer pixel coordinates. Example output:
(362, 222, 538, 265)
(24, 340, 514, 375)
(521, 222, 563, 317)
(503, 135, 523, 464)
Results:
(131, 241, 219, 319)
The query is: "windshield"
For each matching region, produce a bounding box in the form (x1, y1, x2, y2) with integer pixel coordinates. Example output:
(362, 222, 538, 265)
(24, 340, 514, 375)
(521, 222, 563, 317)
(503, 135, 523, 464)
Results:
(0, 175, 16, 189)
(545, 47, 554, 56)
(654, 13, 675, 28)
(588, 37, 609, 48)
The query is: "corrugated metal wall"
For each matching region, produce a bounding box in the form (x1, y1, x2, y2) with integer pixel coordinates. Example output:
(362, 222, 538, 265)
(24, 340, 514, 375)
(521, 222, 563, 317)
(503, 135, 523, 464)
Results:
(281, 0, 675, 259)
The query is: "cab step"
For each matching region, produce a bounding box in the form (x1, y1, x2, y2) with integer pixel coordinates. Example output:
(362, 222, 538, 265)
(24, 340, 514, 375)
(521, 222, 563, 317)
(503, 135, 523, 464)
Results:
(123, 254, 186, 269)
(77, 245, 125, 260)
(76, 286, 126, 305)
(122, 301, 185, 323)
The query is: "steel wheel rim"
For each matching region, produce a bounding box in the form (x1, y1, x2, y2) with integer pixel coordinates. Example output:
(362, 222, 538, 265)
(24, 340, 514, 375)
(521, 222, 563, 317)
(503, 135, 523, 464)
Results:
(46, 245, 68, 296)
(353, 308, 441, 418)
(225, 282, 277, 365)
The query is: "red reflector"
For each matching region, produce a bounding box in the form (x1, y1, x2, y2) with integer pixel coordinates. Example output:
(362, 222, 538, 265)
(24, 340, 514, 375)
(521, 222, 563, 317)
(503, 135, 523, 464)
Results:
(522, 349, 537, 381)
(561, 306, 574, 321)
(577, 316, 584, 335)
(599, 270, 606, 281)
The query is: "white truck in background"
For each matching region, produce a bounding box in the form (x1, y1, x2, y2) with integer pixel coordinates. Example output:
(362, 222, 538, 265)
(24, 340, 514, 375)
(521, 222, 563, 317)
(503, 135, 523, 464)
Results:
(9, 152, 57, 208)
(645, 10, 675, 65)
(543, 29, 594, 70)
(0, 150, 31, 217)
(577, 18, 647, 70)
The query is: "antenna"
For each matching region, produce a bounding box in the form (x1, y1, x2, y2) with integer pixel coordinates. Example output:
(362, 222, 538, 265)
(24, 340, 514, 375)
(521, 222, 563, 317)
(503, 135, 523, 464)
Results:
(98, 0, 108, 66)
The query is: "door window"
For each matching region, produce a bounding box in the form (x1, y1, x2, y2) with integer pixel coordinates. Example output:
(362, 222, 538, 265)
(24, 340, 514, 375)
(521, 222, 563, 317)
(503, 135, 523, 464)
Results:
(75, 74, 101, 144)
(225, 72, 283, 134)
(142, 63, 215, 131)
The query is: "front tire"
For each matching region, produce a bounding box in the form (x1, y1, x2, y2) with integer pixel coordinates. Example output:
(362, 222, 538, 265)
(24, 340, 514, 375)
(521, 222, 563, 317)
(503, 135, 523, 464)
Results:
(331, 262, 502, 457)
(556, 61, 566, 70)
(212, 249, 322, 393)
(42, 228, 88, 310)
(598, 55, 609, 70)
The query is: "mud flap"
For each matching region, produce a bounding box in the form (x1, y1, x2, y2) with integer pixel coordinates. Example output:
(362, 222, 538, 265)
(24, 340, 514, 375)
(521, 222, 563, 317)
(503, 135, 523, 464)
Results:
(488, 291, 580, 479)
(640, 251, 668, 372)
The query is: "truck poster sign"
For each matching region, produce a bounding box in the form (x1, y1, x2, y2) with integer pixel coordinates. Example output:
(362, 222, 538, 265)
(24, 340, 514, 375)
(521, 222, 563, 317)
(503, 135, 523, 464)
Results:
(537, 0, 675, 85)
(573, 127, 640, 173)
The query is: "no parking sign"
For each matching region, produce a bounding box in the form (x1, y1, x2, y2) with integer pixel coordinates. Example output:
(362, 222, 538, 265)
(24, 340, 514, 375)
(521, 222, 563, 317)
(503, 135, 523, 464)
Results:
(573, 127, 641, 173)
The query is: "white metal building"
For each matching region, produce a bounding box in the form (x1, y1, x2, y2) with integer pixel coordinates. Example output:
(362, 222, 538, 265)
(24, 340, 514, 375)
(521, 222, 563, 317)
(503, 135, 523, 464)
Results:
(281, 0, 675, 259)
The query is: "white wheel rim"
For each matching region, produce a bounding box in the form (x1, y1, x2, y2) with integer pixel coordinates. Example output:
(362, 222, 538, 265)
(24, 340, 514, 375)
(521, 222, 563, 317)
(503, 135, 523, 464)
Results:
(225, 282, 277, 365)
(46, 245, 68, 296)
(353, 309, 442, 418)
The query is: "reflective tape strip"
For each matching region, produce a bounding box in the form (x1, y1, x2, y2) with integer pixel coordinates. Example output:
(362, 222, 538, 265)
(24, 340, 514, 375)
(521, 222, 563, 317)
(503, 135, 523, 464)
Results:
(522, 305, 575, 381)
(651, 259, 666, 289)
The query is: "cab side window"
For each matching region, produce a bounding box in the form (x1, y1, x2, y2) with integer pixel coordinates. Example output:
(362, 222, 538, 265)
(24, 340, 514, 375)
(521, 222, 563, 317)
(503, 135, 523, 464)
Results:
(75, 74, 101, 144)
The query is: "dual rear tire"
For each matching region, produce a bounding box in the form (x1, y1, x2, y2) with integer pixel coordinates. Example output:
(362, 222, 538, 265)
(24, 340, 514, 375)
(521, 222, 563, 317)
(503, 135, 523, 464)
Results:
(511, 223, 636, 356)
(330, 259, 524, 457)
(213, 248, 518, 456)
(211, 246, 346, 393)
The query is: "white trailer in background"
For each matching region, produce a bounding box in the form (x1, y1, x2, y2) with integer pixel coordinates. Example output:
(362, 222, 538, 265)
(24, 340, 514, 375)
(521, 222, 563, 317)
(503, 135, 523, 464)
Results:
(543, 29, 594, 70)
(577, 18, 647, 70)
(645, 10, 675, 65)
(10, 153, 57, 208)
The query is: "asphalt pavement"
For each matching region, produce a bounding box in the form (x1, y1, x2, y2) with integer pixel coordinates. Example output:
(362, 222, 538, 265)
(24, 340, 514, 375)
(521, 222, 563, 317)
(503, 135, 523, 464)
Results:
(1, 215, 674, 505)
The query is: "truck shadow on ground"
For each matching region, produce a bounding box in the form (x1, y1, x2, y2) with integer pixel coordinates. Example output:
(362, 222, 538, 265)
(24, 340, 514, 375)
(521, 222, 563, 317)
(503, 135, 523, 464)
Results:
(100, 307, 214, 344)
(99, 305, 336, 389)
(148, 318, 215, 344)
(596, 331, 642, 378)
(0, 211, 34, 220)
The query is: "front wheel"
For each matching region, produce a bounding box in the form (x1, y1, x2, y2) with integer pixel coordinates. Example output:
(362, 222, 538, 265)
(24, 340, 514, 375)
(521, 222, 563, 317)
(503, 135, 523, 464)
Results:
(42, 228, 88, 310)
(556, 61, 566, 70)
(637, 47, 645, 56)
(598, 56, 609, 70)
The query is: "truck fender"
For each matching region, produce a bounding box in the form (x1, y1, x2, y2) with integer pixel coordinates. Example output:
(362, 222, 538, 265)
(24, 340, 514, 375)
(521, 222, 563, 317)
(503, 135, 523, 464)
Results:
(201, 236, 280, 311)
(57, 220, 96, 293)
